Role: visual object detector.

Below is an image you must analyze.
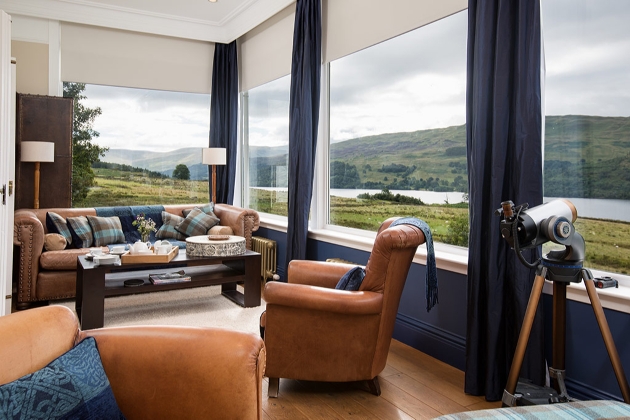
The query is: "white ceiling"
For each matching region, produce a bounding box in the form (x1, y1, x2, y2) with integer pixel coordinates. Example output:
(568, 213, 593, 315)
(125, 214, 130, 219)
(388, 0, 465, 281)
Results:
(0, 0, 295, 43)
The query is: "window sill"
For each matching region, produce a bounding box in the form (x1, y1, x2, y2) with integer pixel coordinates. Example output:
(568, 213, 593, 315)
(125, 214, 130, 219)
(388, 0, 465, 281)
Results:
(258, 216, 630, 314)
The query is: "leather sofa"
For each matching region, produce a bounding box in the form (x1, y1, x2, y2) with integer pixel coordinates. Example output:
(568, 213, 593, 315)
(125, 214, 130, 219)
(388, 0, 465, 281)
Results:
(0, 305, 266, 420)
(13, 203, 259, 308)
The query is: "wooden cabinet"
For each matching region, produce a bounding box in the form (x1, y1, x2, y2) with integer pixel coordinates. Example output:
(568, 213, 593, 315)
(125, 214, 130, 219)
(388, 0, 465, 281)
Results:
(15, 93, 73, 209)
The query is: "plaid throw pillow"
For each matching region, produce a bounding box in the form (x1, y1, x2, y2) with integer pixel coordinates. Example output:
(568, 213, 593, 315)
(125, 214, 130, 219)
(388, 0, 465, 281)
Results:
(87, 216, 125, 246)
(46, 212, 72, 246)
(176, 207, 220, 237)
(67, 216, 93, 249)
(182, 202, 215, 218)
(156, 212, 187, 240)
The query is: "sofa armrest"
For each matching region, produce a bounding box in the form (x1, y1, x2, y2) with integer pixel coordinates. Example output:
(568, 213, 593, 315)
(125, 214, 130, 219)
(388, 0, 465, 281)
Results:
(213, 204, 260, 250)
(82, 326, 265, 420)
(287, 260, 359, 288)
(13, 210, 46, 303)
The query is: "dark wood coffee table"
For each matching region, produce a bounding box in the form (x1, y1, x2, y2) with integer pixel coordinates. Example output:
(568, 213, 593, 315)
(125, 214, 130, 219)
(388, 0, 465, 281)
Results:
(76, 249, 261, 330)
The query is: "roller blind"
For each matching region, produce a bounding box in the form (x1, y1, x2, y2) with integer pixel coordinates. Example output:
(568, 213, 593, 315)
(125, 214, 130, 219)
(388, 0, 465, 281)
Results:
(61, 23, 214, 94)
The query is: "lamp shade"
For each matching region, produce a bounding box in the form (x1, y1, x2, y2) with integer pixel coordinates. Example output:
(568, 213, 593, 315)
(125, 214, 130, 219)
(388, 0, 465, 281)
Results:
(202, 147, 226, 165)
(21, 141, 55, 162)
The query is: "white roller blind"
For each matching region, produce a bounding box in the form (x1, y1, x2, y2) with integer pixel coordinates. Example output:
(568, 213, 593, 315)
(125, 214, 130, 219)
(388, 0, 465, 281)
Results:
(61, 23, 214, 94)
(239, 3, 295, 92)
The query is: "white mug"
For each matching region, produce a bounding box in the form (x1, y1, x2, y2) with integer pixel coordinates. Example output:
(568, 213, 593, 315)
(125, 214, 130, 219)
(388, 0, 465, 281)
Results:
(157, 244, 172, 255)
(90, 248, 103, 256)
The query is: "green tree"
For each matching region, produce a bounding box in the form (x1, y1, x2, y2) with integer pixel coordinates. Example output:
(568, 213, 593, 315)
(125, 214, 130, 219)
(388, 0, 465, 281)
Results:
(172, 164, 191, 180)
(63, 82, 107, 205)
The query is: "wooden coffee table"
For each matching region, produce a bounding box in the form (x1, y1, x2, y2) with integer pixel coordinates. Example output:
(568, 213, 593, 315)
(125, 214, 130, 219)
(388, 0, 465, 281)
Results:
(76, 249, 261, 330)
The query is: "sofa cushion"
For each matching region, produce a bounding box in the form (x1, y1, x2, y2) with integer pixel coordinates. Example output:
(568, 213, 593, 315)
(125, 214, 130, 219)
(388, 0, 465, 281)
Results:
(176, 207, 220, 237)
(67, 216, 94, 249)
(40, 249, 92, 271)
(87, 216, 125, 246)
(156, 211, 187, 241)
(44, 233, 67, 251)
(0, 337, 125, 420)
(208, 225, 234, 236)
(46, 211, 73, 246)
(182, 202, 215, 218)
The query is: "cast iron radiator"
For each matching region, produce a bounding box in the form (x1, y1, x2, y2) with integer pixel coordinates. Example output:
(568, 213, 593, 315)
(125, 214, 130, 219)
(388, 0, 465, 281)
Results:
(251, 236, 278, 281)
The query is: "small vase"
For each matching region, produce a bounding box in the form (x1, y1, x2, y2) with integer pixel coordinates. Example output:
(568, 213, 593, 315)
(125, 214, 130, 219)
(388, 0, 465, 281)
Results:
(141, 233, 150, 243)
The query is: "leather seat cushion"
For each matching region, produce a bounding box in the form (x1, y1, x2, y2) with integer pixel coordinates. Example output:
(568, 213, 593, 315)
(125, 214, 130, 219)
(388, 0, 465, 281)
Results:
(40, 249, 92, 270)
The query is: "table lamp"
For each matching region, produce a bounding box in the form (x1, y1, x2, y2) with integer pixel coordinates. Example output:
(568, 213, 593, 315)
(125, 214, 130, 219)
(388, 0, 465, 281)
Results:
(20, 141, 55, 209)
(202, 147, 226, 203)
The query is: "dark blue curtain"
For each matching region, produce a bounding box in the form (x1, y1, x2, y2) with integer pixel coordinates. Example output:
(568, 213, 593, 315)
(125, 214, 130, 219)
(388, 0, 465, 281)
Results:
(209, 41, 238, 204)
(285, 0, 321, 269)
(465, 0, 545, 401)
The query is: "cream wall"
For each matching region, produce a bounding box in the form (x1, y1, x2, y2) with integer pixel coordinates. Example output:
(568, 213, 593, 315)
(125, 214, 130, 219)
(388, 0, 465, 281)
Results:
(11, 40, 47, 95)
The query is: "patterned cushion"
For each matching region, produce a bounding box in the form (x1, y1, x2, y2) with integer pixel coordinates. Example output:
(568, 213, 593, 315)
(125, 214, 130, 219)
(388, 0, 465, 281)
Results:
(0, 337, 125, 420)
(182, 202, 215, 218)
(156, 212, 187, 241)
(335, 266, 366, 291)
(44, 233, 67, 251)
(175, 207, 220, 237)
(67, 216, 94, 249)
(46, 212, 73, 246)
(87, 216, 125, 246)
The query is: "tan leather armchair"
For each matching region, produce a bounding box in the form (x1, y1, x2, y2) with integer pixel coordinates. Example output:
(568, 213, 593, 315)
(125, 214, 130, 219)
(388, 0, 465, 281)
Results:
(261, 218, 426, 397)
(0, 306, 266, 420)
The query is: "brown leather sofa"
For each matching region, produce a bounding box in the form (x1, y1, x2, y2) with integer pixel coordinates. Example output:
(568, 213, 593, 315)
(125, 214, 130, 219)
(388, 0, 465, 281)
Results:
(13, 203, 259, 308)
(0, 305, 266, 420)
(261, 218, 426, 397)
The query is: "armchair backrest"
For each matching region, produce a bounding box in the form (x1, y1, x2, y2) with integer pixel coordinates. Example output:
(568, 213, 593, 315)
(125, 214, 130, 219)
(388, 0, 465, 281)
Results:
(359, 217, 426, 374)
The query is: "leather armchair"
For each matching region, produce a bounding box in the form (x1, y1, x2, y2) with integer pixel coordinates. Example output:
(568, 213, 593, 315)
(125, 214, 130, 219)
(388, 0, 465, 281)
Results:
(261, 218, 426, 397)
(0, 306, 266, 420)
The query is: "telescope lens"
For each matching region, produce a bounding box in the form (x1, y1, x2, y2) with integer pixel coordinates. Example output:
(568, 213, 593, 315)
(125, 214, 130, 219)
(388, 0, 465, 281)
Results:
(556, 221, 571, 239)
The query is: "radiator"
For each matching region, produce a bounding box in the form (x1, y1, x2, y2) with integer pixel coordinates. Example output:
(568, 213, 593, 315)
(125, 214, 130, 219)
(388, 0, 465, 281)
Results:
(252, 236, 278, 281)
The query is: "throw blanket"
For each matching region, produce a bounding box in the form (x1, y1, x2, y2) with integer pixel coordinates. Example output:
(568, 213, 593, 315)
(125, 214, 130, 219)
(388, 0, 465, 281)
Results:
(391, 217, 438, 312)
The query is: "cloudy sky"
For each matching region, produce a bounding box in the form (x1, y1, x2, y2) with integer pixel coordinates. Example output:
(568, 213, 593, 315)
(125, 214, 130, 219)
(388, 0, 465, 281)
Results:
(82, 1, 630, 152)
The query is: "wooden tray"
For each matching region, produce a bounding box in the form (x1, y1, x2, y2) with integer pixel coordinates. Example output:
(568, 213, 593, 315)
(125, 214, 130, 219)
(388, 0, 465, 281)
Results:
(120, 246, 179, 264)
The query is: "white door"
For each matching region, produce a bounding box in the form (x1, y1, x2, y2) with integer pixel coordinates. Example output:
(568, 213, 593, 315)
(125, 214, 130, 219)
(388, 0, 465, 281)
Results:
(0, 11, 13, 315)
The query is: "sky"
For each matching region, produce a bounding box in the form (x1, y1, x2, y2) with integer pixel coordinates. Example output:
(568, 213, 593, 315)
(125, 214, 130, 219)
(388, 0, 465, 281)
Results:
(81, 1, 630, 152)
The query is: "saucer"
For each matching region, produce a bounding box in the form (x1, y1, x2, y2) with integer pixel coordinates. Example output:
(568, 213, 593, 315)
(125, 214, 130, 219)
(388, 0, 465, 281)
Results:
(110, 249, 127, 255)
(94, 255, 119, 265)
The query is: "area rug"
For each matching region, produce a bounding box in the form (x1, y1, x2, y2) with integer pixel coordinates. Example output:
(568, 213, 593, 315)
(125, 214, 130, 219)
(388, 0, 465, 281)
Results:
(55, 285, 266, 336)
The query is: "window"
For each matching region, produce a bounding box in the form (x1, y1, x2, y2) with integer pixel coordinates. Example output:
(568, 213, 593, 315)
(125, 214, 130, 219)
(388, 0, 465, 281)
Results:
(328, 11, 469, 246)
(65, 83, 211, 207)
(243, 75, 291, 217)
(542, 0, 630, 275)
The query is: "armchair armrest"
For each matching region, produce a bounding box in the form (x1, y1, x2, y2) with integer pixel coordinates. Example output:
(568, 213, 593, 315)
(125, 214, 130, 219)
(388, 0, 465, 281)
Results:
(213, 204, 260, 250)
(264, 281, 382, 315)
(287, 260, 359, 288)
(13, 210, 46, 303)
(81, 326, 265, 420)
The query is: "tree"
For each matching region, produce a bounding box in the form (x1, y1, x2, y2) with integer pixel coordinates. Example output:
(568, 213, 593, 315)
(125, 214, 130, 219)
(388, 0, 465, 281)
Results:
(172, 164, 191, 180)
(63, 82, 107, 205)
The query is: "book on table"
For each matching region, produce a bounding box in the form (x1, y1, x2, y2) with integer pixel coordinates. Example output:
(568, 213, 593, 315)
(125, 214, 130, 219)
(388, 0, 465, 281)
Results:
(149, 271, 191, 284)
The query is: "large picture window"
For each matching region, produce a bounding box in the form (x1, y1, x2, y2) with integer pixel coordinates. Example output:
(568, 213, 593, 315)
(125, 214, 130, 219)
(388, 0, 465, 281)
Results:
(328, 11, 468, 246)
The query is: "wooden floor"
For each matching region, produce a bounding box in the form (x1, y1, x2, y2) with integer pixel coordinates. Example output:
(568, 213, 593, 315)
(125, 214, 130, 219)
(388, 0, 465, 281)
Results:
(261, 339, 501, 419)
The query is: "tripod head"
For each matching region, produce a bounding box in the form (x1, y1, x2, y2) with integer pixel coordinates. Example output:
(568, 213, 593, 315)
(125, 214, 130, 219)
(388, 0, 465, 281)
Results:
(496, 199, 585, 282)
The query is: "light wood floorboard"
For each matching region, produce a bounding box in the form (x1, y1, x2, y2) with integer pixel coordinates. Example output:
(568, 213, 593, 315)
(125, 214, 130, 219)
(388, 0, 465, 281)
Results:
(262, 339, 501, 419)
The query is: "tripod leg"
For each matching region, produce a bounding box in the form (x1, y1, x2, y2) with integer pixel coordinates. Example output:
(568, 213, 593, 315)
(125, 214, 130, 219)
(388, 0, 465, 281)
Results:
(582, 270, 630, 403)
(503, 269, 547, 407)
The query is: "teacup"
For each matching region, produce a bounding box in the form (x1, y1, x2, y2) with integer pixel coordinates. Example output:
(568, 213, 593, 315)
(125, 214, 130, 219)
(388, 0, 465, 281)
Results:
(90, 248, 103, 256)
(111, 245, 126, 254)
(154, 240, 171, 248)
(157, 244, 173, 255)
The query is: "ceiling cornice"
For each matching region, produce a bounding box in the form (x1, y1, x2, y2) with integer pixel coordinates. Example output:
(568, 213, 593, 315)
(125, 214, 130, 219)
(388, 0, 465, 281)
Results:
(0, 0, 295, 43)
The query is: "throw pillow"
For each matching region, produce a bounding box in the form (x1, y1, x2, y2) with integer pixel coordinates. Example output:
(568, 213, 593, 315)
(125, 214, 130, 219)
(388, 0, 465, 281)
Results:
(208, 225, 233, 236)
(0, 337, 125, 420)
(67, 216, 94, 249)
(44, 233, 67, 251)
(156, 211, 187, 241)
(182, 202, 215, 218)
(87, 215, 125, 246)
(335, 266, 366, 291)
(45, 211, 73, 246)
(175, 207, 220, 237)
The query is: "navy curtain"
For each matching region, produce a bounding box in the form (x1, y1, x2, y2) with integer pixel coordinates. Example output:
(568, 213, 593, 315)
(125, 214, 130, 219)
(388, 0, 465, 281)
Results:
(209, 41, 238, 204)
(285, 0, 321, 269)
(465, 0, 545, 401)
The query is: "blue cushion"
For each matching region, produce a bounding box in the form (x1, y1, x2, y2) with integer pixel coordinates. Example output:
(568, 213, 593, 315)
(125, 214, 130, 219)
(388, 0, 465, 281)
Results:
(0, 337, 125, 420)
(335, 266, 366, 291)
(67, 216, 93, 249)
(46, 212, 73, 246)
(182, 203, 215, 218)
(87, 216, 125, 246)
(175, 207, 220, 237)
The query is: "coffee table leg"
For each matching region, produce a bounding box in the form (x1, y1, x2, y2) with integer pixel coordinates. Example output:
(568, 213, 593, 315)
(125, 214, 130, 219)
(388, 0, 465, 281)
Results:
(78, 269, 105, 330)
(243, 253, 261, 307)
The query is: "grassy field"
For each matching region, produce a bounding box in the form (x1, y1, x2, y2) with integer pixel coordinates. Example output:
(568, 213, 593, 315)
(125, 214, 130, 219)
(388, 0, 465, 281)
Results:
(79, 175, 630, 275)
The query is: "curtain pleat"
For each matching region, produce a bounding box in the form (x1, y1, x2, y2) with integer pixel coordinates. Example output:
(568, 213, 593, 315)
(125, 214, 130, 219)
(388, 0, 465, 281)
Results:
(209, 41, 238, 204)
(465, 0, 545, 401)
(284, 0, 321, 272)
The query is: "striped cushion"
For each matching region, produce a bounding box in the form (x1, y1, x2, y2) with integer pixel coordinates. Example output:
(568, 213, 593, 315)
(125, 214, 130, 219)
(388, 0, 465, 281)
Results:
(46, 212, 73, 246)
(87, 216, 125, 246)
(182, 202, 215, 218)
(175, 207, 220, 237)
(156, 212, 187, 241)
(67, 216, 93, 249)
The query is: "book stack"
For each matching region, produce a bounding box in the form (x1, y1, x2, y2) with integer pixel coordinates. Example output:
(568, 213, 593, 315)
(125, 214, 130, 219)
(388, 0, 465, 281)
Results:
(149, 271, 191, 285)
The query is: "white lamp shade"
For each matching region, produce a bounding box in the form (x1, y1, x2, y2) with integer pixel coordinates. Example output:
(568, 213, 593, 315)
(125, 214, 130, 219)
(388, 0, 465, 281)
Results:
(21, 141, 55, 162)
(202, 147, 226, 165)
